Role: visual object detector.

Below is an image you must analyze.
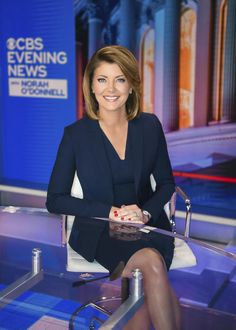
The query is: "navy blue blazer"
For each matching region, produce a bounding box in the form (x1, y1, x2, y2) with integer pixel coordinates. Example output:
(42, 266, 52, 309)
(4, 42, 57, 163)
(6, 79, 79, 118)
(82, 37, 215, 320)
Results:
(46, 112, 175, 260)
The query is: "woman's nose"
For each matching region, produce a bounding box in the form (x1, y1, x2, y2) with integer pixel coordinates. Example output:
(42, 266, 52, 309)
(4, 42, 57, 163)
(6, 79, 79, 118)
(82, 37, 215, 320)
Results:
(107, 81, 116, 92)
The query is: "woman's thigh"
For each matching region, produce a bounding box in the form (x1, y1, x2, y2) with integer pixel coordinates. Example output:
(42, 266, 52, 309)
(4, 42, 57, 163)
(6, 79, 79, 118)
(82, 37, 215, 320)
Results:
(95, 226, 174, 273)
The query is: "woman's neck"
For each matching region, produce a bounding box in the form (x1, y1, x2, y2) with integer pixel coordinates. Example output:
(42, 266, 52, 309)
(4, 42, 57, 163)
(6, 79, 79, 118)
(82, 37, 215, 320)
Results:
(98, 109, 127, 128)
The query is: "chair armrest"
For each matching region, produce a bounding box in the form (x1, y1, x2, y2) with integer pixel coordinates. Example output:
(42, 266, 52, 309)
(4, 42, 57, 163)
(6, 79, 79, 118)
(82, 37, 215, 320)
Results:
(61, 214, 67, 246)
(175, 186, 192, 238)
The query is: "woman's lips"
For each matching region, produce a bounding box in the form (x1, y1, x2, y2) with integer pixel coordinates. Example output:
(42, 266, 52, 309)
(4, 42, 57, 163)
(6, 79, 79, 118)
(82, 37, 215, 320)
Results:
(103, 96, 120, 101)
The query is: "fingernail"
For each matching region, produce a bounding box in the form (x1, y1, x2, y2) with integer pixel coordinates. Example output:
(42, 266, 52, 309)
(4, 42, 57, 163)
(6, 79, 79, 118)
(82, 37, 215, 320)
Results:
(114, 213, 118, 217)
(121, 217, 124, 220)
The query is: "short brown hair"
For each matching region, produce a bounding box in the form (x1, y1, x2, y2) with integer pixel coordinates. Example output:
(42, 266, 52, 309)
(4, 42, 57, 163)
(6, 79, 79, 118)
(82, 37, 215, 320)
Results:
(83, 45, 141, 120)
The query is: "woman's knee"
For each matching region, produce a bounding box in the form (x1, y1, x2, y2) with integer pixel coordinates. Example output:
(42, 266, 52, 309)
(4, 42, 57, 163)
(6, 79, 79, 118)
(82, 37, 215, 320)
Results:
(141, 248, 167, 276)
(122, 248, 166, 278)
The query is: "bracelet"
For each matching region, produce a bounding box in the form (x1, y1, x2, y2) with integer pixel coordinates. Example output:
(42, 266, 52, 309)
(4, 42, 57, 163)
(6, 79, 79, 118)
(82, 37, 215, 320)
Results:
(142, 210, 151, 220)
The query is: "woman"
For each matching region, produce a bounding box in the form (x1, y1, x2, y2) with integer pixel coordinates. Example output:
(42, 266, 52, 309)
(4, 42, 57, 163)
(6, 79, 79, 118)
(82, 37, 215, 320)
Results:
(46, 45, 180, 329)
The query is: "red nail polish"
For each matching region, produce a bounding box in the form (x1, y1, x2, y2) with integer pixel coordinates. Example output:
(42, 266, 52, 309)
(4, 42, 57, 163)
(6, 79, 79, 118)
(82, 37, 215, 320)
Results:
(128, 218, 131, 220)
(114, 213, 118, 217)
(121, 216, 124, 220)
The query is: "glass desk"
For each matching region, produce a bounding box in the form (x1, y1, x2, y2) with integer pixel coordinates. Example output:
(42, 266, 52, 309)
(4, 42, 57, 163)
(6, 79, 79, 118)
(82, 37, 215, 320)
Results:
(0, 207, 236, 329)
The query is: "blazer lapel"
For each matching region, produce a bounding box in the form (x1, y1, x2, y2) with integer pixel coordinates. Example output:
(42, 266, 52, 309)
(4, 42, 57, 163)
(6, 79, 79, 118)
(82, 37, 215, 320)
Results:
(86, 119, 114, 204)
(129, 117, 143, 195)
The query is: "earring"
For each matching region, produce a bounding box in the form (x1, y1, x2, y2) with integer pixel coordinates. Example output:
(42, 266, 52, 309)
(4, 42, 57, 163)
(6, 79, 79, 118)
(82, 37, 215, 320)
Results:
(129, 89, 132, 94)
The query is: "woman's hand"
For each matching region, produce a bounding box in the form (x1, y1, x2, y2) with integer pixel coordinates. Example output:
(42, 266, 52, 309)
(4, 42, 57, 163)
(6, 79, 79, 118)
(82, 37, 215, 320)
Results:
(109, 206, 121, 221)
(109, 204, 149, 223)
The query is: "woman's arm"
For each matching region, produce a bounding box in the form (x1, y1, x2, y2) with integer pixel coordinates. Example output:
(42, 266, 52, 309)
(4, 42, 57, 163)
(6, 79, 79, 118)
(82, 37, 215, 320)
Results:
(46, 128, 111, 218)
(141, 115, 175, 226)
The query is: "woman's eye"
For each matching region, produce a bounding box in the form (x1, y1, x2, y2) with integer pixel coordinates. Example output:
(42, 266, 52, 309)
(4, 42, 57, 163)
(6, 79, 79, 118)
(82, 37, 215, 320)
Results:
(97, 78, 106, 83)
(117, 78, 126, 83)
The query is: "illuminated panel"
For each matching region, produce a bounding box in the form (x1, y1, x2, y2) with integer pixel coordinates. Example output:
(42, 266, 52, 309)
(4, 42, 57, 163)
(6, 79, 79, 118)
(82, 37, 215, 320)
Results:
(142, 29, 155, 113)
(179, 9, 196, 129)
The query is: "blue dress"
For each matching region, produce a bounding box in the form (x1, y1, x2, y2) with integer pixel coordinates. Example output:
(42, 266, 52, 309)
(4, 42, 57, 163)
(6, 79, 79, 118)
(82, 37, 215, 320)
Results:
(95, 124, 174, 272)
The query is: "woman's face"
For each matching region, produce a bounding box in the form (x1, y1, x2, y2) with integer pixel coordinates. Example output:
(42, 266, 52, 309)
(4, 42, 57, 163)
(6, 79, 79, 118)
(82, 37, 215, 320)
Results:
(92, 61, 131, 115)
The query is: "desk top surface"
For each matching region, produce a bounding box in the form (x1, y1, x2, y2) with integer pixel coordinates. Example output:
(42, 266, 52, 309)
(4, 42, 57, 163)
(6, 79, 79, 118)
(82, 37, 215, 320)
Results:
(0, 208, 235, 328)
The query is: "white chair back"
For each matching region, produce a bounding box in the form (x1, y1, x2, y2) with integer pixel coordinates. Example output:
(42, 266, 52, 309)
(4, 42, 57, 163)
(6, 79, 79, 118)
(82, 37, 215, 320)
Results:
(150, 174, 196, 269)
(66, 172, 109, 273)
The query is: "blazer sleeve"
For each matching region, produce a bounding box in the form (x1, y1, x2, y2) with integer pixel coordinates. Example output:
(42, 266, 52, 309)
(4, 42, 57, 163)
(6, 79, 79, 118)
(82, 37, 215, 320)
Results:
(141, 115, 175, 226)
(46, 128, 111, 218)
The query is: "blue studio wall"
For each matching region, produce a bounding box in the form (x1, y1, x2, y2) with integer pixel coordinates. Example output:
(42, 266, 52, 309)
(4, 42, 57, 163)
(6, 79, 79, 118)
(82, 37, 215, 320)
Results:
(0, 0, 76, 190)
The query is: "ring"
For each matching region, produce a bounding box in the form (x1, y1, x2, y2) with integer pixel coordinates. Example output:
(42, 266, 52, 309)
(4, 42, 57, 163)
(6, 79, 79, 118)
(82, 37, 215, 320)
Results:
(134, 211, 138, 217)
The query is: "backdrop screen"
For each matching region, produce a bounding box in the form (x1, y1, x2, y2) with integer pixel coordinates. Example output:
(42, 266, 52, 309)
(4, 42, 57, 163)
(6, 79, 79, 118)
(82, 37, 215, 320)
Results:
(0, 0, 76, 190)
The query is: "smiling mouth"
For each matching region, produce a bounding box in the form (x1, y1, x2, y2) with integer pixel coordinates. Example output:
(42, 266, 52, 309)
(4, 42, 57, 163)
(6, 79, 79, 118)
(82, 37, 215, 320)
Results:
(103, 96, 120, 101)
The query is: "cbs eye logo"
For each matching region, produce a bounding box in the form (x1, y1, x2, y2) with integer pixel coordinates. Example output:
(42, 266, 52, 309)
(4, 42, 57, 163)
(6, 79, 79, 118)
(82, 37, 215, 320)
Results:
(6, 38, 16, 50)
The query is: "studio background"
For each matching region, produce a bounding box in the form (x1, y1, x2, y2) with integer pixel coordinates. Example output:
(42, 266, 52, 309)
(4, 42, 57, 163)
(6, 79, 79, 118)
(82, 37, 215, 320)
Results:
(0, 0, 235, 236)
